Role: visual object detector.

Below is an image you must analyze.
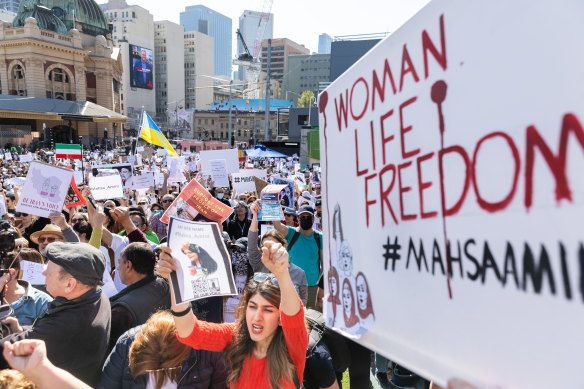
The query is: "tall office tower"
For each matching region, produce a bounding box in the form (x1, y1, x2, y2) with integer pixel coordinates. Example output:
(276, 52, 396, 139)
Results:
(260, 38, 309, 94)
(183, 30, 213, 110)
(237, 9, 273, 81)
(318, 33, 332, 54)
(102, 0, 155, 124)
(180, 5, 231, 77)
(0, 0, 20, 13)
(154, 21, 185, 127)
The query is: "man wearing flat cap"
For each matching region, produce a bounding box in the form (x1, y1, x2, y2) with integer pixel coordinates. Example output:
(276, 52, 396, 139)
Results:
(0, 242, 111, 387)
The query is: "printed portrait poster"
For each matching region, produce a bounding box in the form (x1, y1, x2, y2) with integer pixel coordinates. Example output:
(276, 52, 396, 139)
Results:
(272, 177, 294, 208)
(93, 164, 134, 189)
(167, 217, 237, 304)
(64, 178, 86, 208)
(258, 184, 287, 221)
(89, 169, 124, 200)
(161, 179, 233, 224)
(16, 161, 73, 218)
(319, 1, 584, 388)
(232, 169, 268, 194)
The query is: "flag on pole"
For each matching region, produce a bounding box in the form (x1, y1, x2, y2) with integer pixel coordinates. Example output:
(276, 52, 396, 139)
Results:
(139, 112, 178, 157)
(55, 144, 82, 159)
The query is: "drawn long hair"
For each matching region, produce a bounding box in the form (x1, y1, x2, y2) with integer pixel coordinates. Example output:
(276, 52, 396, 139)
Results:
(327, 267, 341, 321)
(355, 272, 374, 319)
(342, 278, 359, 328)
(224, 278, 298, 388)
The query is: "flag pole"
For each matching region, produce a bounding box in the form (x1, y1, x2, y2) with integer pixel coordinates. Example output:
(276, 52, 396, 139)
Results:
(134, 106, 144, 156)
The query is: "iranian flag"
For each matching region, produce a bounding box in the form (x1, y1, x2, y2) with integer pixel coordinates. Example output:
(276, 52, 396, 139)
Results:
(55, 144, 82, 159)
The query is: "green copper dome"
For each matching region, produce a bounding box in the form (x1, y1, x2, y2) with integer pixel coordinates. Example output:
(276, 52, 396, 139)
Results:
(14, 0, 111, 37)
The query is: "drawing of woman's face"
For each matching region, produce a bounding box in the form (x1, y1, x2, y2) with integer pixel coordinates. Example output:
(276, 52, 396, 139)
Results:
(356, 274, 368, 311)
(342, 283, 352, 314)
(329, 275, 337, 296)
(339, 242, 353, 274)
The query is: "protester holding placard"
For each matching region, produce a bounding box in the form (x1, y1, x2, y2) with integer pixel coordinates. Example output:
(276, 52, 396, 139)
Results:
(156, 238, 308, 389)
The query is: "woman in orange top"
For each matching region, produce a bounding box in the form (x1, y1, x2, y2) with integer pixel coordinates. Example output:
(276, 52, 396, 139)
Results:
(157, 240, 308, 389)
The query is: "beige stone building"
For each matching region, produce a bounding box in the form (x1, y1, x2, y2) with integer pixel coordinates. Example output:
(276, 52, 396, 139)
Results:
(260, 38, 309, 99)
(184, 30, 213, 110)
(192, 109, 282, 145)
(0, 0, 124, 147)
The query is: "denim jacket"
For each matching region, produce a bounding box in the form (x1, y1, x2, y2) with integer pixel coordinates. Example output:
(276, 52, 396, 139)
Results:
(10, 280, 52, 326)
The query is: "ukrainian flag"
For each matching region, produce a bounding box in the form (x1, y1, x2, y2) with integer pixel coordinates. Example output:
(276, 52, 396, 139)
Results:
(139, 112, 178, 157)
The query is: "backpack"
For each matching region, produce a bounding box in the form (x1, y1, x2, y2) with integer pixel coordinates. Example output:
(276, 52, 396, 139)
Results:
(304, 308, 351, 373)
(288, 228, 321, 252)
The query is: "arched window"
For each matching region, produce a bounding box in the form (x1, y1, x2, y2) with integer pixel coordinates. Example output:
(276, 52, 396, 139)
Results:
(10, 64, 26, 96)
(46, 67, 73, 100)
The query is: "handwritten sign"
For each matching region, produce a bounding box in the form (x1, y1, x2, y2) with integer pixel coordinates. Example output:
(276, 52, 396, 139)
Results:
(232, 169, 268, 194)
(89, 171, 124, 200)
(132, 172, 155, 190)
(320, 2, 584, 388)
(20, 260, 47, 285)
(209, 159, 229, 188)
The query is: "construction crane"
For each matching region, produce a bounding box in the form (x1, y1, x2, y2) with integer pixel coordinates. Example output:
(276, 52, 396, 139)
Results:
(236, 29, 253, 62)
(232, 0, 273, 98)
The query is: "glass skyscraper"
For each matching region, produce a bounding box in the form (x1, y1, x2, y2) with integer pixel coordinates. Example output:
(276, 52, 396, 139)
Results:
(1, 0, 21, 13)
(180, 5, 232, 77)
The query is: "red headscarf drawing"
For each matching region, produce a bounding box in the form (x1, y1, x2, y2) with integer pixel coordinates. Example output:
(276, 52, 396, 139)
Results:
(342, 278, 359, 329)
(327, 267, 341, 322)
(355, 272, 375, 319)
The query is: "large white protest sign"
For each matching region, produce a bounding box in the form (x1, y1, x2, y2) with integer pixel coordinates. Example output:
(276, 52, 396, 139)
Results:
(18, 153, 33, 163)
(232, 169, 268, 194)
(166, 156, 186, 183)
(92, 164, 133, 189)
(200, 149, 239, 174)
(89, 170, 124, 200)
(167, 218, 237, 304)
(319, 2, 584, 388)
(15, 162, 73, 218)
(209, 159, 229, 188)
(132, 172, 155, 190)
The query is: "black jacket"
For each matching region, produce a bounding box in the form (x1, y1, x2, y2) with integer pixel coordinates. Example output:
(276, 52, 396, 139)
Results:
(2, 288, 111, 387)
(108, 274, 170, 353)
(98, 325, 229, 389)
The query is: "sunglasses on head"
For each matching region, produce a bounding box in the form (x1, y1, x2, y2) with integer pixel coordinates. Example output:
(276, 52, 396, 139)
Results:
(252, 272, 278, 286)
(38, 236, 58, 243)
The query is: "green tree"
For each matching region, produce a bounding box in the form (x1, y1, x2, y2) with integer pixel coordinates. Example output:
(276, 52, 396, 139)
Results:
(296, 90, 315, 108)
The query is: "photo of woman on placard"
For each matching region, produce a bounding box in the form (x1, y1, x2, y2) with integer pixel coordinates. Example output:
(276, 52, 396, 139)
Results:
(333, 203, 353, 277)
(326, 266, 341, 327)
(181, 243, 217, 279)
(355, 271, 375, 333)
(342, 278, 359, 331)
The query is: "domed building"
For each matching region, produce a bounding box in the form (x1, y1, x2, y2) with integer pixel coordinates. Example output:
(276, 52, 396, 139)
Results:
(0, 0, 125, 148)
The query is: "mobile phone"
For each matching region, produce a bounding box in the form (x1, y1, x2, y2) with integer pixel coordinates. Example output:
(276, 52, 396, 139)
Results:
(0, 304, 13, 320)
(87, 195, 97, 209)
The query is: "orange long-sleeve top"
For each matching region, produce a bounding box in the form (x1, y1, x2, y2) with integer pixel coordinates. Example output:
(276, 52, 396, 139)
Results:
(177, 305, 309, 389)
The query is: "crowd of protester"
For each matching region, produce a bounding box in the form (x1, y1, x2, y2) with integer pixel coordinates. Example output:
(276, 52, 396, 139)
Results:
(0, 146, 472, 389)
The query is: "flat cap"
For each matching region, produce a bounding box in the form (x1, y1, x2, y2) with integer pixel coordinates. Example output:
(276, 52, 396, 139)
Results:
(45, 242, 105, 287)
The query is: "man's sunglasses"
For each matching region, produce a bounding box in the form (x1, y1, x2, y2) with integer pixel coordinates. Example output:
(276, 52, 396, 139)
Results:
(14, 213, 28, 217)
(162, 199, 173, 203)
(38, 236, 58, 243)
(71, 218, 84, 223)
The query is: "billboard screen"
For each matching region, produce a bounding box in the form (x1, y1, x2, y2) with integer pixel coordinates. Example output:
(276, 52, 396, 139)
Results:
(129, 44, 153, 89)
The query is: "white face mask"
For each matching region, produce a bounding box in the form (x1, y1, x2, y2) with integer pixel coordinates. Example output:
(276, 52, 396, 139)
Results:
(217, 193, 224, 199)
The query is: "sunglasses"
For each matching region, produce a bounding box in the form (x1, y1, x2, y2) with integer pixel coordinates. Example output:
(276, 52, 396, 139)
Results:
(253, 272, 278, 286)
(14, 213, 28, 217)
(162, 199, 172, 203)
(38, 236, 58, 243)
(71, 218, 84, 223)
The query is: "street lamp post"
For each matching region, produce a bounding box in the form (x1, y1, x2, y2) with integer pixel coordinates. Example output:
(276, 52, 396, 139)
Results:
(233, 105, 238, 145)
(228, 80, 233, 148)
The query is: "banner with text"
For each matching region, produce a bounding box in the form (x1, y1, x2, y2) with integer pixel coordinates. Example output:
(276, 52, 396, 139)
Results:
(319, 1, 584, 388)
